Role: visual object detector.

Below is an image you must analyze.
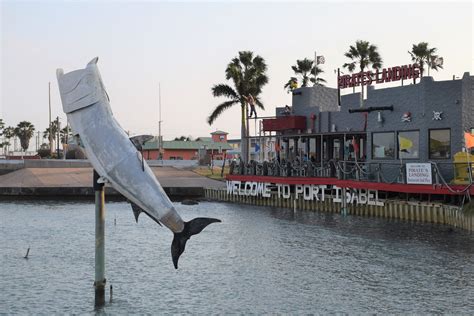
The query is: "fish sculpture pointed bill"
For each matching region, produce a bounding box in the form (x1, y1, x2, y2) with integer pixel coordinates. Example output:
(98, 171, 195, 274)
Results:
(56, 58, 220, 269)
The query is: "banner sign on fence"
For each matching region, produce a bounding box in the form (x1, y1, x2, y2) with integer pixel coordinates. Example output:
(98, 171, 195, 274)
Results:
(406, 163, 432, 184)
(226, 181, 384, 206)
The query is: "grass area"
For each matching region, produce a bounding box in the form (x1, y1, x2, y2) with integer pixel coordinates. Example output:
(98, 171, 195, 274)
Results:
(193, 165, 230, 181)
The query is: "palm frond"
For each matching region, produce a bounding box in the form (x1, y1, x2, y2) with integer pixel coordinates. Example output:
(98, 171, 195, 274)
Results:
(207, 100, 239, 125)
(212, 84, 239, 99)
(255, 98, 265, 111)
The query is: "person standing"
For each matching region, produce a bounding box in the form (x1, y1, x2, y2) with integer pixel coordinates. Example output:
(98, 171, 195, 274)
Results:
(243, 94, 257, 118)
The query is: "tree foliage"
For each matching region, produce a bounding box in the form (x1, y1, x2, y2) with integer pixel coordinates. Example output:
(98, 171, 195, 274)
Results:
(174, 136, 193, 141)
(43, 120, 59, 142)
(286, 58, 326, 90)
(14, 121, 35, 152)
(408, 42, 443, 77)
(208, 51, 268, 161)
(343, 40, 382, 73)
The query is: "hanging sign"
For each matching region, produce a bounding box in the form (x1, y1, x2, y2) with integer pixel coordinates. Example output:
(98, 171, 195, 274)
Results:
(406, 163, 432, 184)
(226, 181, 384, 206)
(338, 63, 420, 89)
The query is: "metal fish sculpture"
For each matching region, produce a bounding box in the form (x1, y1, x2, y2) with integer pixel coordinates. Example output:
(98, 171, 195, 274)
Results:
(56, 57, 220, 269)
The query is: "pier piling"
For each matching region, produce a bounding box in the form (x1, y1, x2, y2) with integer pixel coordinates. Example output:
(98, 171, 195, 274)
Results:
(93, 170, 106, 308)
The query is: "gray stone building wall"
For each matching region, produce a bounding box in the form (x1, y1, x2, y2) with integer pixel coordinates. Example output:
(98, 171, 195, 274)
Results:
(462, 72, 474, 134)
(289, 74, 473, 181)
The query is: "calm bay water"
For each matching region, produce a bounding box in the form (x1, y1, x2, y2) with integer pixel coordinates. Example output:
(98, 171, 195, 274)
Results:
(1, 200, 473, 314)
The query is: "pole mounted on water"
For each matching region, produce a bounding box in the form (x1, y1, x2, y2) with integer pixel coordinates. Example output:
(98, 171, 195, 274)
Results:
(93, 170, 106, 308)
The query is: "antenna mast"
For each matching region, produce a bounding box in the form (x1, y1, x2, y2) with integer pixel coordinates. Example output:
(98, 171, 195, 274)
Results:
(158, 83, 162, 160)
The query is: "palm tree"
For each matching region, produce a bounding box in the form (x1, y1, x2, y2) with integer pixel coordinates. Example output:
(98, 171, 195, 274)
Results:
(343, 40, 382, 73)
(408, 42, 443, 78)
(288, 58, 326, 89)
(208, 51, 268, 162)
(60, 125, 72, 145)
(0, 119, 4, 153)
(43, 120, 59, 151)
(343, 40, 382, 105)
(2, 126, 15, 154)
(14, 121, 35, 156)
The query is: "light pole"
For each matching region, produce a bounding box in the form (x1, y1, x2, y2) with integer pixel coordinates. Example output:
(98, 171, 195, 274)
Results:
(56, 117, 61, 159)
(49, 82, 53, 155)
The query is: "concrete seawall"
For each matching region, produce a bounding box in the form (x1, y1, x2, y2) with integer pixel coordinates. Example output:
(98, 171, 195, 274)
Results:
(204, 188, 474, 232)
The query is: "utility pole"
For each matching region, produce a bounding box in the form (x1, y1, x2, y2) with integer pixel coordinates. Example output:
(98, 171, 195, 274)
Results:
(49, 82, 53, 155)
(64, 119, 69, 160)
(56, 117, 60, 159)
(158, 83, 163, 162)
(36, 131, 40, 152)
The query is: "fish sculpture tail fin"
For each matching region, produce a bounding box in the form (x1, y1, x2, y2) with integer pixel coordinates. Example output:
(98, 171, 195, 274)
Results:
(171, 217, 221, 269)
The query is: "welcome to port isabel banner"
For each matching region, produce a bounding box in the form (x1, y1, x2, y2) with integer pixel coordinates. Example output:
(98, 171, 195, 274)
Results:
(226, 181, 384, 206)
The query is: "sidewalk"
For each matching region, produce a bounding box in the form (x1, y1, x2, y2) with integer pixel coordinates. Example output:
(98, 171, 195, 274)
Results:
(0, 166, 225, 199)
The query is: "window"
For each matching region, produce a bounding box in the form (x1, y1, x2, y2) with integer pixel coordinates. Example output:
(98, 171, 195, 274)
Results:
(333, 139, 341, 159)
(372, 132, 395, 159)
(429, 129, 450, 159)
(398, 131, 419, 159)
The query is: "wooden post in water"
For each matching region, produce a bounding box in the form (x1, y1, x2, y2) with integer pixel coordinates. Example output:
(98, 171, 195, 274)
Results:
(93, 170, 106, 308)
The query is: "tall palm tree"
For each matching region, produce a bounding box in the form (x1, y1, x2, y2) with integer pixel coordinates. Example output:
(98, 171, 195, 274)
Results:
(2, 126, 15, 154)
(343, 40, 382, 73)
(343, 40, 382, 105)
(60, 125, 71, 145)
(207, 51, 268, 162)
(14, 121, 35, 155)
(43, 120, 59, 150)
(408, 42, 443, 78)
(288, 58, 326, 89)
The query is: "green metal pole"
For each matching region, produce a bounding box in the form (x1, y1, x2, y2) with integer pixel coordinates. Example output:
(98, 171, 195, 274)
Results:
(93, 170, 106, 308)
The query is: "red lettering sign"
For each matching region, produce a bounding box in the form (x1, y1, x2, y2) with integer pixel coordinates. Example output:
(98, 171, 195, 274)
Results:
(338, 63, 420, 89)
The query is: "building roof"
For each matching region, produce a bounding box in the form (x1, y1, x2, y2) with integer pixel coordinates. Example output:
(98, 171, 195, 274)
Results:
(143, 139, 232, 151)
(210, 130, 228, 135)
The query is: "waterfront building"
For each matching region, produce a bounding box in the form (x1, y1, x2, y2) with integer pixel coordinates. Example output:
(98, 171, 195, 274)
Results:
(142, 130, 232, 160)
(248, 69, 474, 184)
(224, 67, 473, 208)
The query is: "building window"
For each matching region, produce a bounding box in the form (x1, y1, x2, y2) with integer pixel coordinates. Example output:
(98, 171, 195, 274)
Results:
(372, 132, 395, 159)
(398, 130, 419, 159)
(333, 139, 341, 159)
(429, 129, 450, 159)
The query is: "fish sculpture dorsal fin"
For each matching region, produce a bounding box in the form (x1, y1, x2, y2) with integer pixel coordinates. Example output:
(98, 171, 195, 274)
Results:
(131, 202, 142, 222)
(129, 135, 154, 151)
(130, 202, 162, 226)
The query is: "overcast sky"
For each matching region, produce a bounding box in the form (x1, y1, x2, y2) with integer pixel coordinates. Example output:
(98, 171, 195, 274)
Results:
(1, 0, 473, 143)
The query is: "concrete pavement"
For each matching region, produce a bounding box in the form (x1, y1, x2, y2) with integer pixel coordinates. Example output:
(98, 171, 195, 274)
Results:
(0, 166, 225, 199)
